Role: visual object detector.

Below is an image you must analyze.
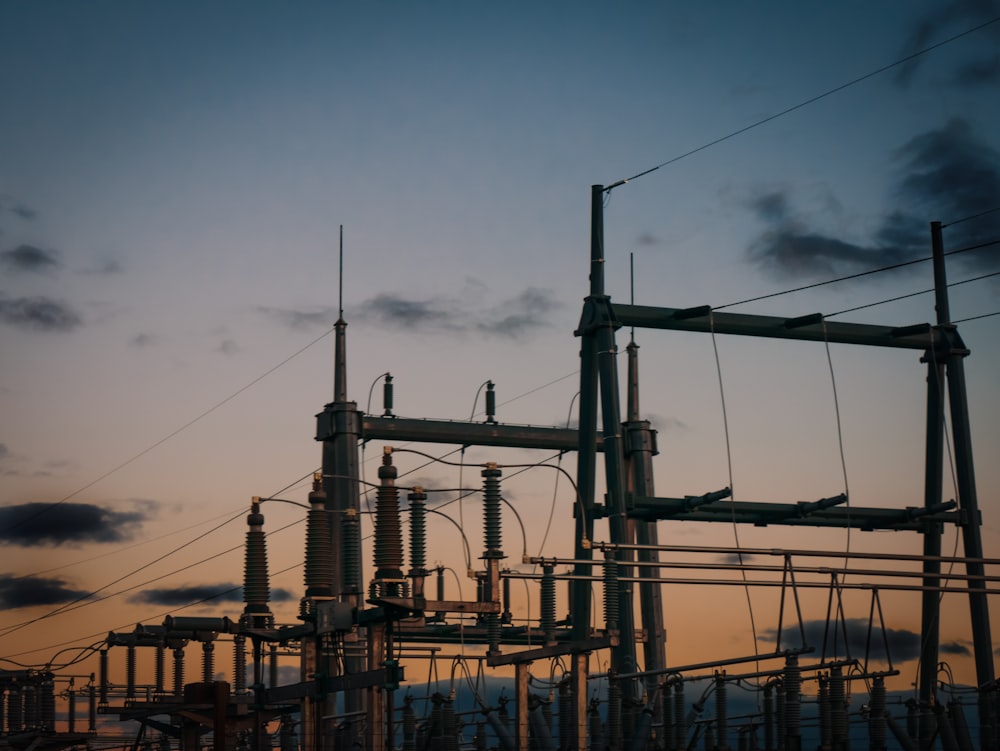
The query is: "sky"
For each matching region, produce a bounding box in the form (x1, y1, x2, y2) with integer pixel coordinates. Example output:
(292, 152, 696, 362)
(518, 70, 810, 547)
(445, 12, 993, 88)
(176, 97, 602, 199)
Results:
(2, 0, 1000, 724)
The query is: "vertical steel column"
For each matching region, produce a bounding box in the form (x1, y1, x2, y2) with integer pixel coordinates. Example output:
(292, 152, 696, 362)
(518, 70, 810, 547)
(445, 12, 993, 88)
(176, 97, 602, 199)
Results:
(571, 185, 604, 641)
(625, 339, 667, 697)
(515, 663, 530, 751)
(570, 652, 589, 751)
(367, 624, 386, 751)
(931, 222, 996, 744)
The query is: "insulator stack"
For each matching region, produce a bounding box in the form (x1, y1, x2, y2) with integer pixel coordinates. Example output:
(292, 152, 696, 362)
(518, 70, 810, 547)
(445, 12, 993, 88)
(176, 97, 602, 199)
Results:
(24, 685, 36, 729)
(948, 700, 973, 751)
(830, 666, 848, 750)
(173, 647, 185, 698)
(559, 679, 572, 748)
(589, 699, 603, 749)
(0, 685, 5, 732)
(776, 681, 786, 751)
(763, 682, 775, 751)
(603, 552, 620, 631)
(442, 698, 459, 751)
(202, 641, 215, 683)
(541, 564, 557, 644)
(674, 680, 687, 751)
(243, 499, 272, 621)
(429, 694, 444, 745)
(608, 679, 622, 749)
(234, 634, 247, 693)
(716, 672, 728, 751)
(402, 697, 416, 751)
(482, 464, 503, 553)
(475, 721, 488, 751)
(99, 650, 109, 705)
(67, 689, 76, 733)
(819, 675, 832, 751)
(126, 644, 137, 701)
(88, 684, 96, 732)
(783, 656, 802, 751)
(408, 489, 428, 594)
(304, 473, 333, 600)
(383, 373, 394, 416)
(373, 447, 405, 597)
(9, 686, 22, 732)
(268, 645, 278, 688)
(543, 691, 554, 741)
(155, 642, 165, 696)
(341, 507, 361, 596)
(662, 681, 674, 751)
(482, 464, 504, 654)
(704, 724, 716, 751)
(484, 380, 496, 423)
(866, 676, 886, 751)
(40, 677, 55, 731)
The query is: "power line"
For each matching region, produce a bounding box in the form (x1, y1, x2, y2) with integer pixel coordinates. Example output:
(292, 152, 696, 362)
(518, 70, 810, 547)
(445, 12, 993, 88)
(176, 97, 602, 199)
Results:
(7, 326, 335, 534)
(605, 15, 1000, 191)
(715, 237, 1000, 310)
(944, 206, 1000, 229)
(826, 270, 1000, 318)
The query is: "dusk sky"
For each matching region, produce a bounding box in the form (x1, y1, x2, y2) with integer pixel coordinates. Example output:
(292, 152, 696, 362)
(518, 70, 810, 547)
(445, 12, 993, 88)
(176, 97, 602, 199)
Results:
(2, 1, 999, 701)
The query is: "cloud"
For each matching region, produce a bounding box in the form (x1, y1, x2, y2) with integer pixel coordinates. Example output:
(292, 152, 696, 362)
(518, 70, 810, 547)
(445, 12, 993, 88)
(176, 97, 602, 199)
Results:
(940, 640, 972, 656)
(636, 232, 661, 247)
(128, 584, 295, 606)
(475, 287, 561, 338)
(0, 574, 90, 609)
(0, 502, 152, 546)
(255, 305, 336, 331)
(0, 442, 8, 461)
(895, 1, 1000, 88)
(263, 288, 562, 339)
(953, 53, 1000, 85)
(0, 244, 60, 274)
(355, 294, 456, 331)
(747, 119, 1000, 279)
(130, 332, 156, 348)
(0, 295, 83, 332)
(218, 338, 240, 355)
(759, 618, 921, 662)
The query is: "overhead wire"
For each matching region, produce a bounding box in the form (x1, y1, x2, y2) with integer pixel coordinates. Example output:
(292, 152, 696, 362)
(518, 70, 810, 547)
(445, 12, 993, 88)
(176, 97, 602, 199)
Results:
(603, 15, 1000, 192)
(7, 325, 336, 534)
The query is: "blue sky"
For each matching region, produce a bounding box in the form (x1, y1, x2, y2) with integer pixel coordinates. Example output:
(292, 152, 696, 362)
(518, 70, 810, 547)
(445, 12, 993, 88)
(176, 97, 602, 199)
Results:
(1, 0, 999, 696)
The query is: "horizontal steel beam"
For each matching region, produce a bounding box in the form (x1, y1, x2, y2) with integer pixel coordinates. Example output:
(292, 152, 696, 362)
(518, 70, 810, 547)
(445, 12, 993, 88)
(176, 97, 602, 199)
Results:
(629, 495, 962, 530)
(335, 414, 604, 452)
(612, 303, 945, 350)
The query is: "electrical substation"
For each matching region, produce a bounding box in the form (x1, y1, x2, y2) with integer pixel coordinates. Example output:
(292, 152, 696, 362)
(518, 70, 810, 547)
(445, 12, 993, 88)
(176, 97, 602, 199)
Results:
(2, 188, 997, 751)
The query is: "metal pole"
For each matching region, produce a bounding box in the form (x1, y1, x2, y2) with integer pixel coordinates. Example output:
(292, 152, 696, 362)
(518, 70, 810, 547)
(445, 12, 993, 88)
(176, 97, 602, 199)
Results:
(571, 185, 604, 641)
(932, 222, 996, 737)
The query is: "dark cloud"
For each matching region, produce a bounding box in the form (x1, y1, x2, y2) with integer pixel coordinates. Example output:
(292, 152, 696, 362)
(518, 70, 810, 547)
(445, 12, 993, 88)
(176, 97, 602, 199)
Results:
(128, 584, 295, 606)
(0, 295, 82, 332)
(218, 338, 240, 355)
(895, 1, 1000, 88)
(475, 287, 561, 338)
(953, 53, 1000, 85)
(1, 244, 60, 274)
(355, 294, 456, 331)
(256, 305, 336, 331)
(760, 618, 921, 662)
(0, 574, 90, 609)
(129, 584, 243, 606)
(130, 332, 156, 348)
(11, 205, 38, 221)
(0, 442, 8, 460)
(264, 288, 562, 339)
(747, 119, 1000, 279)
(0, 502, 151, 546)
(636, 232, 661, 247)
(940, 640, 972, 656)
